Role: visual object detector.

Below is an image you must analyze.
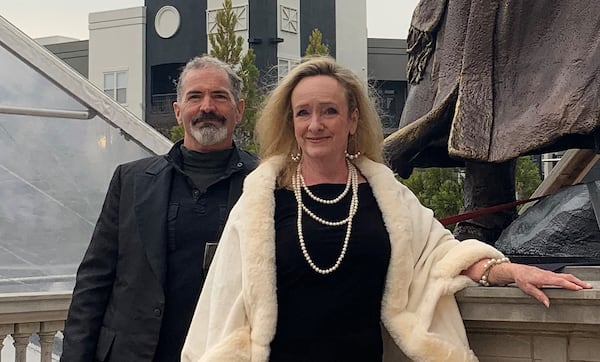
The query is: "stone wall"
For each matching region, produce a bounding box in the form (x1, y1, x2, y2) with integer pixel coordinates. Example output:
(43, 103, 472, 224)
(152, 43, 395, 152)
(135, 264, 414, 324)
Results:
(457, 266, 600, 362)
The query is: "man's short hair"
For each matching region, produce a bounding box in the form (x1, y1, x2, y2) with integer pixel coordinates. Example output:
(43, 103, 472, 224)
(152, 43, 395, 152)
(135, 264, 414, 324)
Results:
(176, 56, 243, 103)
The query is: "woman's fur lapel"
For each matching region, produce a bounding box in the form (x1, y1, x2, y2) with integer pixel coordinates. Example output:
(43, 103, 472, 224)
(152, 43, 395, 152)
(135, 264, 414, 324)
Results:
(356, 157, 494, 361)
(235, 156, 284, 361)
(236, 155, 416, 360)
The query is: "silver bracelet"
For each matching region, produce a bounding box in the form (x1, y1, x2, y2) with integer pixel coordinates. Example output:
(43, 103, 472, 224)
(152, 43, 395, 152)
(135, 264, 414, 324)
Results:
(478, 257, 510, 286)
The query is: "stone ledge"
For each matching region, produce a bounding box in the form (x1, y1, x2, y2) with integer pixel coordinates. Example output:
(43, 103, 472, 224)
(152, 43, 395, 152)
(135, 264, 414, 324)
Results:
(0, 291, 71, 324)
(457, 266, 600, 361)
(457, 281, 600, 325)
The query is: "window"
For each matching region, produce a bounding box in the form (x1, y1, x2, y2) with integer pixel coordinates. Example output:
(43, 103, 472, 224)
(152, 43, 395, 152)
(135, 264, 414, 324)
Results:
(280, 6, 298, 33)
(150, 63, 183, 114)
(103, 71, 127, 104)
(278, 58, 300, 80)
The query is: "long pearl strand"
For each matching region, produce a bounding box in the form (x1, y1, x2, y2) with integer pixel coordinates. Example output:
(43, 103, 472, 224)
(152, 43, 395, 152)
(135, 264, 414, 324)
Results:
(292, 160, 359, 274)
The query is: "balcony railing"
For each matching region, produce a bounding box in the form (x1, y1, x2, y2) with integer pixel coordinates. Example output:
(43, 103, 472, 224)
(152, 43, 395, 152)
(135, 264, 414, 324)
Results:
(0, 291, 71, 361)
(150, 93, 177, 114)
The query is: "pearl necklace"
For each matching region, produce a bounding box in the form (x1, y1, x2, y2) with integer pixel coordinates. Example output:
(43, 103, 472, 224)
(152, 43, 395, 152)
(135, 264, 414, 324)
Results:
(299, 168, 351, 204)
(292, 160, 359, 274)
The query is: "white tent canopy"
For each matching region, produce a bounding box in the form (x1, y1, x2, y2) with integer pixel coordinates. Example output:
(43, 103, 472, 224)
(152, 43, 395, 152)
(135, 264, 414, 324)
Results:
(0, 15, 172, 294)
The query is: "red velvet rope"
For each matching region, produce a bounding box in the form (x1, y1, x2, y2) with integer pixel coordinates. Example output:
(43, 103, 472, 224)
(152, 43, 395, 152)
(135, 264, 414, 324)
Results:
(439, 195, 548, 227)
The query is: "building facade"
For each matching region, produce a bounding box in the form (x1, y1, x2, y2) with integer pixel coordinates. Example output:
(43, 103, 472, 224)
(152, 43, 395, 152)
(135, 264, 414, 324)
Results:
(136, 0, 367, 132)
(367, 38, 408, 136)
(46, 1, 404, 137)
(89, 7, 147, 121)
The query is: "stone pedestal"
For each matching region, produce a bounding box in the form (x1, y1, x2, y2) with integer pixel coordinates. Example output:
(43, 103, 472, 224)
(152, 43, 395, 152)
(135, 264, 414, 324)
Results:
(457, 266, 600, 362)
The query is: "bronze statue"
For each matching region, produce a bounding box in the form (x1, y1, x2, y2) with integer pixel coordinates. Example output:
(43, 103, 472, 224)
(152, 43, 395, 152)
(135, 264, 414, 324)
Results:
(384, 0, 600, 243)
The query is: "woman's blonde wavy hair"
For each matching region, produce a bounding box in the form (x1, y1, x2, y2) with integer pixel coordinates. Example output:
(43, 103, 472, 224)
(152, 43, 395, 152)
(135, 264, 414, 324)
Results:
(255, 56, 384, 188)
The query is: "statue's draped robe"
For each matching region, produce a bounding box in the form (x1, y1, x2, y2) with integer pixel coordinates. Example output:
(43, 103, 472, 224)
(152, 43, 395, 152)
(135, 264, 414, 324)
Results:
(385, 0, 600, 178)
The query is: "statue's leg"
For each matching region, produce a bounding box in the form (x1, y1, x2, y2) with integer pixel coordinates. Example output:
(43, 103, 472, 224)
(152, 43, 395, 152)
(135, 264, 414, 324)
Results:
(453, 160, 518, 245)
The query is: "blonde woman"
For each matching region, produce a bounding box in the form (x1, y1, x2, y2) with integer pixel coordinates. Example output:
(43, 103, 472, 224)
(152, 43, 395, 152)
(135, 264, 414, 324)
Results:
(182, 57, 591, 362)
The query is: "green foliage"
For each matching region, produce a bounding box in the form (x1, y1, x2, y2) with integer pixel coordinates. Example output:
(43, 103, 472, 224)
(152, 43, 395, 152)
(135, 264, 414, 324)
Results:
(170, 124, 184, 142)
(515, 156, 542, 200)
(304, 28, 329, 56)
(208, 0, 244, 66)
(400, 168, 464, 220)
(236, 48, 262, 149)
(207, 0, 261, 150)
(400, 157, 542, 223)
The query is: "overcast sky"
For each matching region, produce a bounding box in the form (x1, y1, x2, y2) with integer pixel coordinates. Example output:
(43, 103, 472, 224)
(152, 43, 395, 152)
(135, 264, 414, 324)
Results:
(1, 0, 419, 40)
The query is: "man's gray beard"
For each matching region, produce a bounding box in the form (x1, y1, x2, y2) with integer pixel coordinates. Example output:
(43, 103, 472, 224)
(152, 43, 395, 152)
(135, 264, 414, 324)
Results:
(190, 124, 228, 146)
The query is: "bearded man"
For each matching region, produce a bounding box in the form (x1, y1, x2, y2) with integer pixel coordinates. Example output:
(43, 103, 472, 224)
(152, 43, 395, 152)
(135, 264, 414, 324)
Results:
(61, 56, 257, 362)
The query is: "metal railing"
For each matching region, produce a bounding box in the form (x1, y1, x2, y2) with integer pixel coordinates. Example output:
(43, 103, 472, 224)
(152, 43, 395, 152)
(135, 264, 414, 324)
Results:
(150, 93, 177, 114)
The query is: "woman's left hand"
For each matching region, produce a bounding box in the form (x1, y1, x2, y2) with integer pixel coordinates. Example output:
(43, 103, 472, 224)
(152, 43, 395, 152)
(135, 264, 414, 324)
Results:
(490, 262, 593, 307)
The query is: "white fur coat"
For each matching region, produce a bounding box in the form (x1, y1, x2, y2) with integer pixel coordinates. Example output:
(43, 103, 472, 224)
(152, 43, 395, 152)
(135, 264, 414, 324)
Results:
(182, 155, 503, 362)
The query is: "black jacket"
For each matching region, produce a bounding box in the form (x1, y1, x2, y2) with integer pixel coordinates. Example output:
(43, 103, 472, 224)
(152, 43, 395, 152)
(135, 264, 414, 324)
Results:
(61, 141, 257, 361)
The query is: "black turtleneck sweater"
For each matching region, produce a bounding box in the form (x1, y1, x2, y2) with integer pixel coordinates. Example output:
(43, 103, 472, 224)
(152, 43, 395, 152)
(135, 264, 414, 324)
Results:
(180, 145, 233, 191)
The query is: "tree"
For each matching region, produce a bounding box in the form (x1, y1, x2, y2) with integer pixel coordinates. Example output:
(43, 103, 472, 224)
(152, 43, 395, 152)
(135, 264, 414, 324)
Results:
(400, 167, 464, 220)
(207, 0, 244, 66)
(208, 0, 260, 150)
(400, 156, 542, 225)
(170, 123, 185, 142)
(170, 0, 261, 151)
(515, 156, 542, 200)
(304, 28, 329, 56)
(234, 46, 260, 152)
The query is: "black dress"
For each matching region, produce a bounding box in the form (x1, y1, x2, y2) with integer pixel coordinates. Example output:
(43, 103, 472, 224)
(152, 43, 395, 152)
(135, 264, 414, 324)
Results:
(270, 183, 391, 362)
